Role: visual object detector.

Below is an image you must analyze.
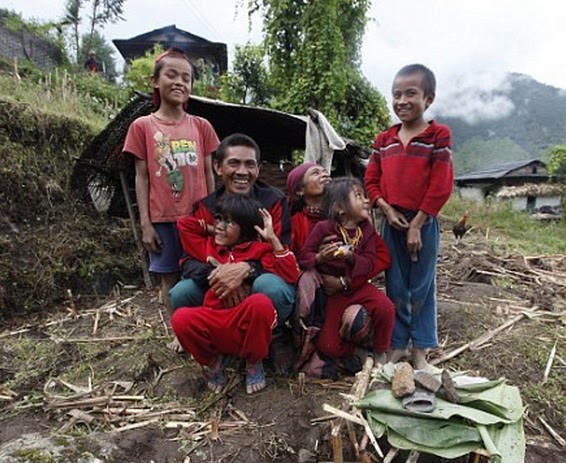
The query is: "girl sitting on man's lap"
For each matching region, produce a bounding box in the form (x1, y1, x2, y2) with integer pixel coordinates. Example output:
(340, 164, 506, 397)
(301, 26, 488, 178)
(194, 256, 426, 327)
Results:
(171, 194, 300, 394)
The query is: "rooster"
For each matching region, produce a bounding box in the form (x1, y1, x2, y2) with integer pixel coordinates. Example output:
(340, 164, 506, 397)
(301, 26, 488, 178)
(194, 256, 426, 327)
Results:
(452, 211, 470, 241)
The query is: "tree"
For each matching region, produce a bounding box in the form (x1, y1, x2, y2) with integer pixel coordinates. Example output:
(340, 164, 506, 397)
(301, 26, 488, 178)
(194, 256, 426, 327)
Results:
(62, 0, 82, 63)
(84, 0, 125, 55)
(220, 44, 272, 105)
(547, 145, 566, 182)
(59, 0, 125, 67)
(78, 30, 117, 78)
(246, 0, 390, 142)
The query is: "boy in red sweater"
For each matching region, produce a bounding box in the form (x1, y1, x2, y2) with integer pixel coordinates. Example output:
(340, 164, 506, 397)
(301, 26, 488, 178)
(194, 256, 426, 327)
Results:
(364, 64, 453, 370)
(171, 194, 299, 394)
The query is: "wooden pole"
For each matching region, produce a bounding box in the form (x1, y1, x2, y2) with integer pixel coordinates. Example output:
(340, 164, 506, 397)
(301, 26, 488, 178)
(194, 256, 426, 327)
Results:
(119, 170, 152, 289)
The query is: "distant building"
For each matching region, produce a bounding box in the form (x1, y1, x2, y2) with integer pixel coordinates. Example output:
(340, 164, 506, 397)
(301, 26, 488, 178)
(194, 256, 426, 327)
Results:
(455, 159, 563, 214)
(112, 25, 227, 74)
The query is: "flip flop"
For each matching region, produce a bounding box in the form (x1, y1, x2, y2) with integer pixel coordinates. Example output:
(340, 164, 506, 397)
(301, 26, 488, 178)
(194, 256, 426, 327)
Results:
(401, 388, 437, 413)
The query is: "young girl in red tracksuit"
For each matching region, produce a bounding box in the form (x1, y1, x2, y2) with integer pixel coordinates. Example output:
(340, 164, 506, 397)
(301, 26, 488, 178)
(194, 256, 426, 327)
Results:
(298, 177, 395, 371)
(171, 194, 299, 394)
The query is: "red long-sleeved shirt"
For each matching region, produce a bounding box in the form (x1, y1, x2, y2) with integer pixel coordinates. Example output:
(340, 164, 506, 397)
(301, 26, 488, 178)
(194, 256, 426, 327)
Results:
(298, 219, 390, 291)
(177, 217, 300, 310)
(365, 121, 454, 217)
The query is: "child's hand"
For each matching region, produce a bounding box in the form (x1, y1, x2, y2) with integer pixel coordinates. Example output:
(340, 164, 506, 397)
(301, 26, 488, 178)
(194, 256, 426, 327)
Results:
(407, 226, 422, 262)
(141, 224, 162, 252)
(385, 208, 410, 230)
(255, 208, 275, 241)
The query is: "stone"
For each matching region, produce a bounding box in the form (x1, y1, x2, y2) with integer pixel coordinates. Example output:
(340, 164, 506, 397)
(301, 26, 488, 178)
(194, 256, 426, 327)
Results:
(391, 362, 416, 398)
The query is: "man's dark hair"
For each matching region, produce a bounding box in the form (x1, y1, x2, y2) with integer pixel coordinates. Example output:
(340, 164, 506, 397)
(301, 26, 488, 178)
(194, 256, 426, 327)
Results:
(322, 176, 365, 223)
(214, 133, 261, 164)
(395, 63, 436, 97)
(215, 193, 263, 243)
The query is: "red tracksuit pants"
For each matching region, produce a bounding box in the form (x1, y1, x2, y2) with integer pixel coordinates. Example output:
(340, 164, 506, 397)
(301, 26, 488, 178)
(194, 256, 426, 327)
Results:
(317, 283, 395, 359)
(171, 293, 277, 367)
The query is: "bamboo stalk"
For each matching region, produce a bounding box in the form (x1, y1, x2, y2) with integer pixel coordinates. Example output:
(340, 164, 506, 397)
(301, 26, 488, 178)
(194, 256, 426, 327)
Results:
(119, 170, 152, 289)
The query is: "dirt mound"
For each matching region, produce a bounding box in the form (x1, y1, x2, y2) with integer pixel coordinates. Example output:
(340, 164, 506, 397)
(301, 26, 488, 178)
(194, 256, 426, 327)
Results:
(0, 97, 140, 317)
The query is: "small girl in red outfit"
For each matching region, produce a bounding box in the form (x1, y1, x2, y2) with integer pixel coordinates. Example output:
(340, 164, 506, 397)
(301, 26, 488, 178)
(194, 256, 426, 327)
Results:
(171, 194, 299, 394)
(298, 177, 395, 372)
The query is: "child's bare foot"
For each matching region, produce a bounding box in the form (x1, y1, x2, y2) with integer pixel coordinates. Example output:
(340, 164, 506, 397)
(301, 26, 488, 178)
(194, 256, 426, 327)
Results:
(387, 348, 409, 363)
(207, 356, 227, 393)
(245, 362, 266, 394)
(167, 336, 184, 353)
(372, 351, 387, 365)
(412, 348, 431, 371)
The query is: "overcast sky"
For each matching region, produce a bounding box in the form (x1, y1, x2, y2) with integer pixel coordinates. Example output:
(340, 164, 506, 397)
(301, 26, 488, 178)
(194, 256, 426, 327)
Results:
(10, 0, 566, 122)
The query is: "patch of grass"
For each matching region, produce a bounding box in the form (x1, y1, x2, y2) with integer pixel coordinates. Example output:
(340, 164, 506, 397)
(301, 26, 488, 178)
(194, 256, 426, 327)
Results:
(0, 72, 129, 129)
(3, 338, 63, 391)
(11, 449, 56, 463)
(442, 196, 566, 254)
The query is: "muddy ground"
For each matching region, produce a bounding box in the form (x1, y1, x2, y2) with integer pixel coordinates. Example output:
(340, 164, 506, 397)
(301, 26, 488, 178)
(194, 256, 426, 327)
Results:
(0, 229, 565, 463)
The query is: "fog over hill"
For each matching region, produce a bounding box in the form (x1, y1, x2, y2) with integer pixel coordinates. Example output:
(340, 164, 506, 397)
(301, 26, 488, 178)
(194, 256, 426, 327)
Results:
(431, 73, 566, 174)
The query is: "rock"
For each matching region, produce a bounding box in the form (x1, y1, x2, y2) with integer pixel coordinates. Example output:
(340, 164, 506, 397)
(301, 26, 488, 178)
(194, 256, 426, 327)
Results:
(391, 362, 416, 398)
(297, 448, 317, 463)
(414, 370, 441, 393)
(441, 370, 460, 403)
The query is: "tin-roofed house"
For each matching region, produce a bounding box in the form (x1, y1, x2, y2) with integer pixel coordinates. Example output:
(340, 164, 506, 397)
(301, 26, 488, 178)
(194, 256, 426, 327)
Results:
(112, 24, 227, 74)
(454, 159, 563, 216)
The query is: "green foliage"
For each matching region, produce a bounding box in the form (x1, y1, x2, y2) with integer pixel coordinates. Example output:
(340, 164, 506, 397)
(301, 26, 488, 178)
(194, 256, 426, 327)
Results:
(547, 144, 566, 183)
(247, 0, 388, 144)
(123, 44, 164, 94)
(220, 44, 272, 105)
(0, 71, 128, 124)
(339, 71, 391, 145)
(78, 30, 118, 79)
(192, 59, 222, 99)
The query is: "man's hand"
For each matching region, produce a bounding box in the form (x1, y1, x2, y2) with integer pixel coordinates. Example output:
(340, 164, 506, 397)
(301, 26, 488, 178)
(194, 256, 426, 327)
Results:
(221, 284, 251, 308)
(208, 262, 250, 301)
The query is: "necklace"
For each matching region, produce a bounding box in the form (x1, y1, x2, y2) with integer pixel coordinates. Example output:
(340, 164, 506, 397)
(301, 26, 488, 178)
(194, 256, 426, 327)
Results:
(338, 225, 363, 248)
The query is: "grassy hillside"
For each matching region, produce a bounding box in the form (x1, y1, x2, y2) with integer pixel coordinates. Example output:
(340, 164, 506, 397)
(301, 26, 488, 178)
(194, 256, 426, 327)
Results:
(0, 73, 138, 317)
(442, 196, 566, 255)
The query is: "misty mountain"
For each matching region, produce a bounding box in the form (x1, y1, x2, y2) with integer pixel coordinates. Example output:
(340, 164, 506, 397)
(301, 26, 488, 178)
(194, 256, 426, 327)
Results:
(434, 73, 566, 174)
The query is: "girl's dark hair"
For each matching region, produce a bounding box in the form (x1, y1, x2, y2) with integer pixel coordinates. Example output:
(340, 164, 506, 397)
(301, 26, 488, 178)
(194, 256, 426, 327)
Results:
(215, 193, 263, 243)
(395, 63, 436, 97)
(322, 177, 365, 223)
(152, 47, 194, 110)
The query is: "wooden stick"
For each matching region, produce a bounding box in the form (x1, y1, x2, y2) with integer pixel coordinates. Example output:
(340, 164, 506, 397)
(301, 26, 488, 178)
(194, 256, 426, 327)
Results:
(542, 341, 557, 383)
(119, 170, 152, 290)
(539, 416, 566, 447)
(405, 450, 420, 462)
(383, 448, 399, 463)
(431, 310, 538, 365)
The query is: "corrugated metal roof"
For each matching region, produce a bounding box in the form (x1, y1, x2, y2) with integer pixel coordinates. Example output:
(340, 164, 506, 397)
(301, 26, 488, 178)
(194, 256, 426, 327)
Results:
(455, 159, 546, 181)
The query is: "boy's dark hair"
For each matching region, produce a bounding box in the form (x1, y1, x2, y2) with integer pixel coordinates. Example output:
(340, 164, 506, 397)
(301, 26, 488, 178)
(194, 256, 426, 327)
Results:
(214, 133, 261, 164)
(215, 193, 263, 243)
(395, 64, 436, 97)
(322, 176, 365, 223)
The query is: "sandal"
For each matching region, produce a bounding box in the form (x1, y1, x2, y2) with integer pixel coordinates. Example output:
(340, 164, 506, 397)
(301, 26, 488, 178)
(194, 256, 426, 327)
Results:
(207, 355, 231, 394)
(245, 362, 266, 394)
